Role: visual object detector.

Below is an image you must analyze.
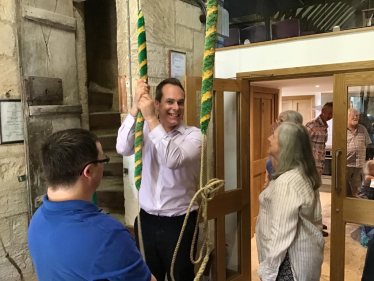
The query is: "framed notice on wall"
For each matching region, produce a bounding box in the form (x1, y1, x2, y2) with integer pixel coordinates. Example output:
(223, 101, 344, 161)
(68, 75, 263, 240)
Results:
(169, 50, 186, 82)
(0, 100, 24, 144)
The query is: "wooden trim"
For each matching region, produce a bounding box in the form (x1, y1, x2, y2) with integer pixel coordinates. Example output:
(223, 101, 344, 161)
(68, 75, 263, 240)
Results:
(22, 5, 77, 31)
(239, 79, 251, 280)
(217, 26, 374, 52)
(343, 198, 374, 226)
(29, 105, 82, 116)
(282, 95, 315, 100)
(330, 73, 347, 281)
(216, 216, 226, 281)
(237, 60, 374, 81)
(345, 71, 374, 86)
(214, 91, 225, 180)
(183, 76, 197, 127)
(118, 76, 128, 114)
(207, 189, 243, 220)
(251, 85, 279, 95)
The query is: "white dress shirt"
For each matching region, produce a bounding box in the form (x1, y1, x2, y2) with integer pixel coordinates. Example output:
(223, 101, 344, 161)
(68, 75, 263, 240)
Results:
(256, 168, 324, 281)
(116, 114, 202, 216)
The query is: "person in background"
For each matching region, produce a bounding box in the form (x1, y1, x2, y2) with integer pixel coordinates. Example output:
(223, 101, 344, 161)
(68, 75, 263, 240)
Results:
(257, 122, 324, 281)
(264, 110, 303, 188)
(357, 160, 374, 199)
(306, 102, 333, 237)
(347, 108, 372, 197)
(28, 129, 154, 281)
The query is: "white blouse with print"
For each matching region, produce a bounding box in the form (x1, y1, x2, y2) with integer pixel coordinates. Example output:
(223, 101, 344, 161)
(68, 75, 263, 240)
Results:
(256, 168, 324, 281)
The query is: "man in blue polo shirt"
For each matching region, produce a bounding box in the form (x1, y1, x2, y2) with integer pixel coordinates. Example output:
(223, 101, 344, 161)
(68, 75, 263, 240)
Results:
(28, 129, 155, 281)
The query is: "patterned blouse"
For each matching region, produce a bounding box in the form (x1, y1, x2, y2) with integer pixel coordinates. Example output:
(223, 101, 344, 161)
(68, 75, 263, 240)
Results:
(256, 169, 324, 281)
(306, 115, 328, 173)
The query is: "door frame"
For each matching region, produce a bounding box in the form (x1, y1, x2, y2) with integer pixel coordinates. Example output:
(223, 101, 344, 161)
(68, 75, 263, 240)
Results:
(183, 76, 251, 281)
(237, 60, 374, 281)
(249, 86, 279, 237)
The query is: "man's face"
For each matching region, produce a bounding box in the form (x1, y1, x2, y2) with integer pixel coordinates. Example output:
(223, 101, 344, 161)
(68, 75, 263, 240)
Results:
(155, 84, 185, 131)
(322, 106, 333, 122)
(348, 110, 359, 126)
(93, 141, 105, 188)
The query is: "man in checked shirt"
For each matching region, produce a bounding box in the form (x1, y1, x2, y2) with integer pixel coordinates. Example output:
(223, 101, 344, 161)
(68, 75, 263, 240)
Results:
(306, 102, 333, 237)
(346, 108, 372, 197)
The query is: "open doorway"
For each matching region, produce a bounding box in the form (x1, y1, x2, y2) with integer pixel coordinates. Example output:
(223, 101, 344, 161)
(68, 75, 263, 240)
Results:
(249, 75, 367, 281)
(84, 0, 124, 223)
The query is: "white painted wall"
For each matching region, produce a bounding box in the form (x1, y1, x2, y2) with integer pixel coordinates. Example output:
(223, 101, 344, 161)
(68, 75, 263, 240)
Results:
(216, 29, 374, 78)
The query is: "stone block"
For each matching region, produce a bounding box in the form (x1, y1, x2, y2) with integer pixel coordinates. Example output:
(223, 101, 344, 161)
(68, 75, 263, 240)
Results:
(192, 31, 205, 76)
(142, 0, 176, 46)
(147, 42, 168, 78)
(0, 153, 27, 192)
(0, 57, 21, 99)
(176, 25, 193, 50)
(0, 217, 11, 248)
(11, 213, 29, 245)
(0, 22, 15, 57)
(0, 190, 28, 219)
(0, 0, 16, 23)
(176, 1, 203, 31)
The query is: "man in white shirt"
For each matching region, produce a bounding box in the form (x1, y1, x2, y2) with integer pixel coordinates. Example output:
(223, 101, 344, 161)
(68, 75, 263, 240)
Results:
(116, 78, 202, 281)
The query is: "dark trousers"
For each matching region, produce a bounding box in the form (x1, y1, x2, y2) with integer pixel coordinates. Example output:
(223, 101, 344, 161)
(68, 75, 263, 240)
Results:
(362, 239, 374, 281)
(134, 209, 197, 281)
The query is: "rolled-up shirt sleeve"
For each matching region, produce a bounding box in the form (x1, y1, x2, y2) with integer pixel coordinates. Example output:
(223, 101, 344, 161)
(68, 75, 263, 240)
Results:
(148, 124, 202, 170)
(116, 114, 137, 156)
(258, 181, 301, 281)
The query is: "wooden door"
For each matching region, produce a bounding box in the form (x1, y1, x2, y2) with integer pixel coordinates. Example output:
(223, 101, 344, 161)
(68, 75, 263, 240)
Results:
(282, 95, 314, 125)
(183, 77, 250, 281)
(19, 1, 82, 213)
(331, 71, 374, 280)
(250, 86, 279, 237)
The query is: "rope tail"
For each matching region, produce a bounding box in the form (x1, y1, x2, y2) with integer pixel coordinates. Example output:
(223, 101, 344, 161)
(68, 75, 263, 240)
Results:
(170, 1, 222, 280)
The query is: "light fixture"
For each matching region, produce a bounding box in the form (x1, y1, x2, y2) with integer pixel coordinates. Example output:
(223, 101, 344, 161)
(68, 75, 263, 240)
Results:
(315, 85, 320, 88)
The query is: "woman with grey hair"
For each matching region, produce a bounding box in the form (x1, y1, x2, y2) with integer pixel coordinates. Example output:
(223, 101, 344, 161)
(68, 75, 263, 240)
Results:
(265, 110, 303, 188)
(256, 122, 324, 281)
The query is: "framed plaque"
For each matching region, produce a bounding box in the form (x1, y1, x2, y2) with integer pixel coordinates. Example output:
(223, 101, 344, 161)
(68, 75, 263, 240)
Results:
(0, 100, 24, 144)
(169, 50, 186, 82)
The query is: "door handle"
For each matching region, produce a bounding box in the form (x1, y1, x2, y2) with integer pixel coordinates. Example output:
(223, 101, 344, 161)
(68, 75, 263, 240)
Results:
(335, 149, 342, 194)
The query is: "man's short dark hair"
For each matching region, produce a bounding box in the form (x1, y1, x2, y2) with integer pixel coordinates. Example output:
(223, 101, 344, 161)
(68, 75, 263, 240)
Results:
(41, 129, 99, 189)
(155, 78, 185, 102)
(323, 102, 333, 108)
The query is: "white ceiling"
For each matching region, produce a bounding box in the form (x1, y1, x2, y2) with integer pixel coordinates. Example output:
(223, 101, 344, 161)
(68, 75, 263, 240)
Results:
(252, 76, 333, 96)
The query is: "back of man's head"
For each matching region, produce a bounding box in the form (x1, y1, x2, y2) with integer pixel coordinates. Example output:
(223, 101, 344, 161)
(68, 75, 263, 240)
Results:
(41, 129, 99, 190)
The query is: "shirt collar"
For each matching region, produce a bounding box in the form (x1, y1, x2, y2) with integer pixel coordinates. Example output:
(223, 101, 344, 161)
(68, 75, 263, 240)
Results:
(41, 195, 98, 213)
(317, 115, 328, 128)
(172, 121, 187, 134)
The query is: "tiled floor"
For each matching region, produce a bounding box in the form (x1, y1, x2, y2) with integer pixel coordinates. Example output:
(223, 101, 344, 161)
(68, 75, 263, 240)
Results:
(250, 185, 368, 281)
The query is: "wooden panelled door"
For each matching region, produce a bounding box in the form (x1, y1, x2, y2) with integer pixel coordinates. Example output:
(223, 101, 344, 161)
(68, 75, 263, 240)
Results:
(282, 95, 314, 125)
(250, 86, 279, 237)
(331, 71, 374, 280)
(183, 76, 251, 281)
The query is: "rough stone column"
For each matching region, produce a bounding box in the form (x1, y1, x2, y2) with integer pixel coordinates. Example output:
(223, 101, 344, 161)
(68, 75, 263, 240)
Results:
(0, 0, 36, 279)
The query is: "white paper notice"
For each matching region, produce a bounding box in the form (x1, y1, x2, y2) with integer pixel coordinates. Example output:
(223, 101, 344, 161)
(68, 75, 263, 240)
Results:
(1, 101, 24, 143)
(170, 52, 186, 82)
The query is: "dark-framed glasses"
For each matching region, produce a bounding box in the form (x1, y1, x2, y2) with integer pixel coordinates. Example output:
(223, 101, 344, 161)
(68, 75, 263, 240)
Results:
(79, 155, 110, 175)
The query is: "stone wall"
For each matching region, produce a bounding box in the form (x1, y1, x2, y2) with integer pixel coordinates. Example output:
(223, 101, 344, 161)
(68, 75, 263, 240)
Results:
(0, 0, 35, 279)
(116, 0, 205, 225)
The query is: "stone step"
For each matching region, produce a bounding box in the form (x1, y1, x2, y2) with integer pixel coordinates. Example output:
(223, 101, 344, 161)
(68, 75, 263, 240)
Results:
(88, 91, 113, 112)
(89, 111, 121, 131)
(103, 150, 123, 177)
(98, 133, 117, 151)
(96, 176, 124, 210)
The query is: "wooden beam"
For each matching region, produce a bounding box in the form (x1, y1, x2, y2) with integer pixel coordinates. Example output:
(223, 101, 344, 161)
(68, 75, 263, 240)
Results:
(237, 60, 374, 81)
(343, 198, 374, 227)
(22, 5, 77, 31)
(29, 105, 82, 116)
